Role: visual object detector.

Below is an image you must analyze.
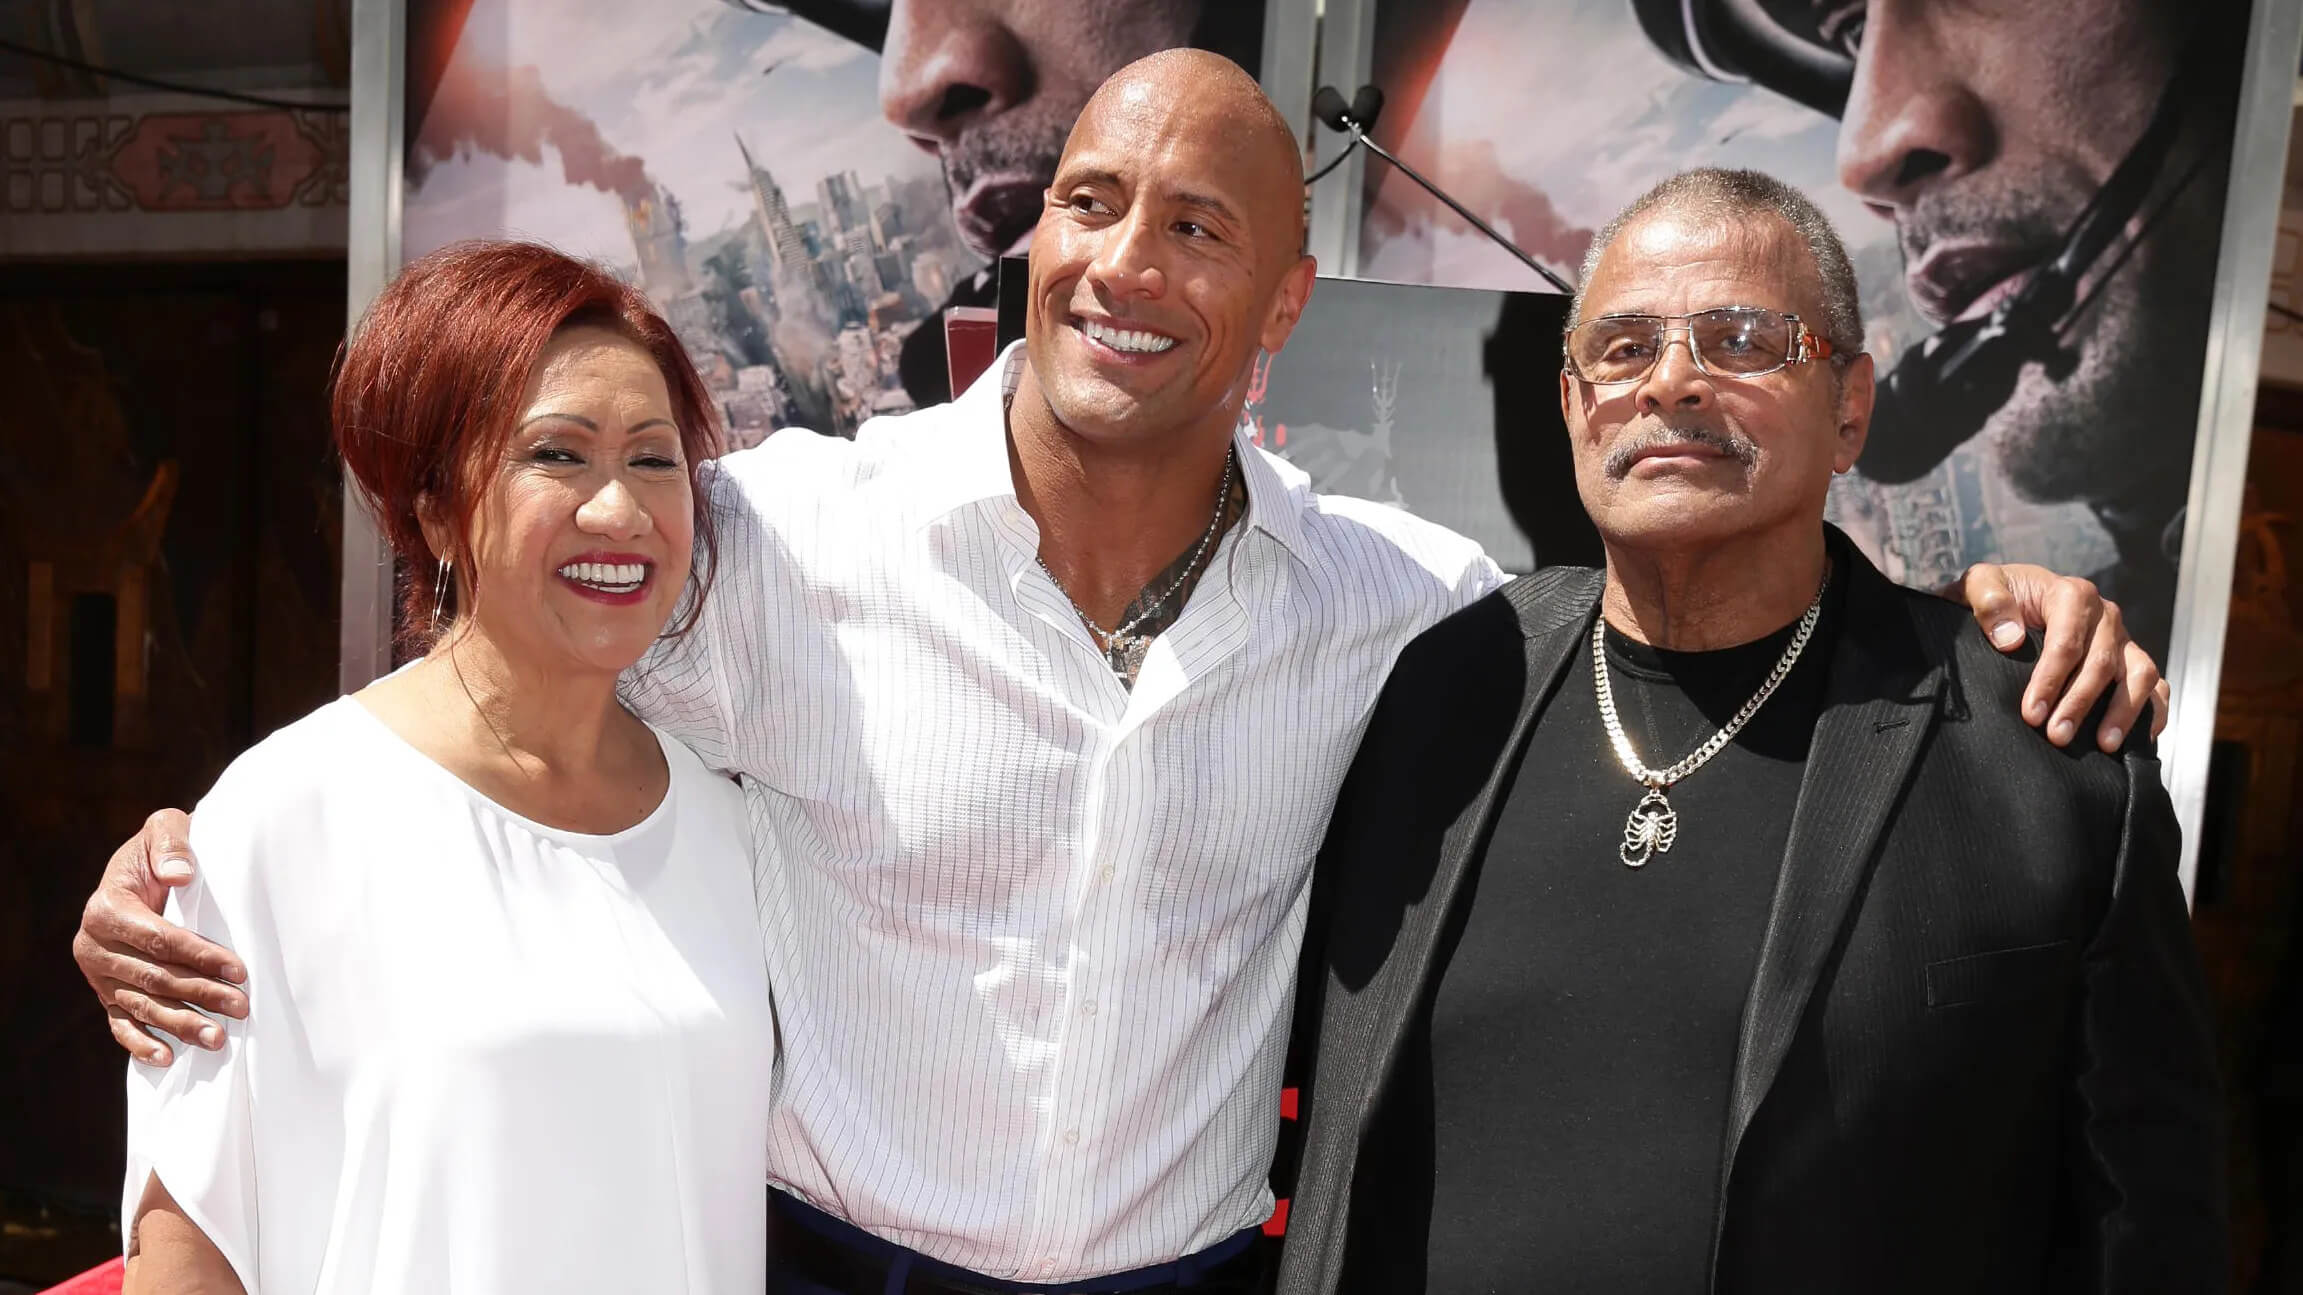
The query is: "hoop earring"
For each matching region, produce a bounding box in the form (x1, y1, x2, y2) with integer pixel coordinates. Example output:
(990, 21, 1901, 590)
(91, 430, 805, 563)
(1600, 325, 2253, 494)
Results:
(430, 558, 452, 629)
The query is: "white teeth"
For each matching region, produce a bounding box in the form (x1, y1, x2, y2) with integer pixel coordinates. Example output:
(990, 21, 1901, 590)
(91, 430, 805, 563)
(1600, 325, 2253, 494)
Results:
(556, 561, 648, 591)
(1081, 319, 1176, 354)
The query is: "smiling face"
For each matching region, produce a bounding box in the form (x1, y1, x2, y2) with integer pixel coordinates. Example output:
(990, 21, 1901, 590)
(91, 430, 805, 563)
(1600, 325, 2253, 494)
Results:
(1563, 209, 1873, 554)
(1831, 0, 2202, 500)
(430, 325, 695, 677)
(1022, 51, 1314, 450)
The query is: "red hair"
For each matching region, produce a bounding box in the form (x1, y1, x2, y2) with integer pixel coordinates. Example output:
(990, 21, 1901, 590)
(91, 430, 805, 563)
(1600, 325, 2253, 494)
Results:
(331, 240, 724, 648)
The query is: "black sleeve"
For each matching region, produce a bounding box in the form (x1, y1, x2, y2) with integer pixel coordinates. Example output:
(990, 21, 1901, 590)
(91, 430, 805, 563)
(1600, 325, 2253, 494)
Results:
(1271, 588, 1541, 1264)
(1269, 677, 1385, 1223)
(2064, 748, 2228, 1292)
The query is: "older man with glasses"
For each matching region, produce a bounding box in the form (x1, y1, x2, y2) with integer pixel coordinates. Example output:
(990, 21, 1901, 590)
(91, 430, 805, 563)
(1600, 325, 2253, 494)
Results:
(1276, 167, 2223, 1295)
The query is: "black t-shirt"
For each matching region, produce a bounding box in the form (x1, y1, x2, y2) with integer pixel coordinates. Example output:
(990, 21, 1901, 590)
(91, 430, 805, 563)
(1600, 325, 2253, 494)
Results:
(1420, 587, 1839, 1293)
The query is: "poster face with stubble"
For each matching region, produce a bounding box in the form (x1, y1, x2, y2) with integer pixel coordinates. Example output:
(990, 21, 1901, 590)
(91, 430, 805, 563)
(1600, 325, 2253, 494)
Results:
(400, 0, 1263, 445)
(1347, 0, 2251, 659)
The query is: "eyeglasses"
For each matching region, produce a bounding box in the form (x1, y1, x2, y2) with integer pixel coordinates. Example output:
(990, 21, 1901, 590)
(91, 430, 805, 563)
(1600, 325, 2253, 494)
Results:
(1563, 307, 1837, 385)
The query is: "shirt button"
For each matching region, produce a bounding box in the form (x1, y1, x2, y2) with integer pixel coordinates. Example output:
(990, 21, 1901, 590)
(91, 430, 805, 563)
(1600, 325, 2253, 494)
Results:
(1063, 1128, 1081, 1145)
(1040, 1259, 1057, 1273)
(1098, 865, 1115, 883)
(1081, 1000, 1098, 1017)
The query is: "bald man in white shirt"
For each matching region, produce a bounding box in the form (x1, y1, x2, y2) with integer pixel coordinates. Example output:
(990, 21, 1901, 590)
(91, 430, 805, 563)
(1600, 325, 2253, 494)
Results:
(77, 50, 2163, 1295)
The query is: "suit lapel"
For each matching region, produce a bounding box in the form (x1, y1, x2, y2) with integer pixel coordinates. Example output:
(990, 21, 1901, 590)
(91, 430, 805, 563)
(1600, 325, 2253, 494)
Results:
(1710, 538, 1949, 1269)
(1333, 569, 1603, 1131)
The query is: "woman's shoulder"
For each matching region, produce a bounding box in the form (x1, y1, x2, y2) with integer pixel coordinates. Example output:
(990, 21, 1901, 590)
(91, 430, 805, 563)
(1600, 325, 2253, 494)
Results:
(191, 697, 408, 854)
(201, 696, 361, 796)
(169, 697, 400, 940)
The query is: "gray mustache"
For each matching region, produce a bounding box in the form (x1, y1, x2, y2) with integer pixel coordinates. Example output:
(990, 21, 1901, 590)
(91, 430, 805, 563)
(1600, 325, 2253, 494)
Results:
(1603, 425, 1759, 479)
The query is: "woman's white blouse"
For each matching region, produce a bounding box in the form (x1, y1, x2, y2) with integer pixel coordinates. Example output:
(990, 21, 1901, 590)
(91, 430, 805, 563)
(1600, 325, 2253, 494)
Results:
(122, 696, 773, 1293)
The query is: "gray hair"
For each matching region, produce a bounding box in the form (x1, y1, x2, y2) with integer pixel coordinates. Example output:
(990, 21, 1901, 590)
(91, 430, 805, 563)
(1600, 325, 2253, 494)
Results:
(1570, 168, 1864, 363)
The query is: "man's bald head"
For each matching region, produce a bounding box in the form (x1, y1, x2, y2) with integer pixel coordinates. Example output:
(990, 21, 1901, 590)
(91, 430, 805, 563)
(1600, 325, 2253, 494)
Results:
(1021, 46, 1319, 456)
(1069, 48, 1306, 256)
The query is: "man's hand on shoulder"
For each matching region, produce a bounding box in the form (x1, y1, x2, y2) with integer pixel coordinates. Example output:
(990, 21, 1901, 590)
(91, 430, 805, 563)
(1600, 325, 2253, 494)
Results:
(73, 810, 247, 1065)
(1955, 563, 2168, 754)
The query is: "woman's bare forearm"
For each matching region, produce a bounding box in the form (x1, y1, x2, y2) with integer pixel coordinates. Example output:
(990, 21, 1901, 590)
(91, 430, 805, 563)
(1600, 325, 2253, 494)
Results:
(124, 1176, 246, 1295)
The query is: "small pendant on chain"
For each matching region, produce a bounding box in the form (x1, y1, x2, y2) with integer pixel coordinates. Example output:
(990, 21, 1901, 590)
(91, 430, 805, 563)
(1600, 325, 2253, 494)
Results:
(1619, 787, 1679, 868)
(1108, 634, 1150, 680)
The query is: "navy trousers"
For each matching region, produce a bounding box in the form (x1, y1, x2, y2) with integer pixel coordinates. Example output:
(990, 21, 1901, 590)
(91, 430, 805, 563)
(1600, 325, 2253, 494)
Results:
(766, 1190, 1270, 1295)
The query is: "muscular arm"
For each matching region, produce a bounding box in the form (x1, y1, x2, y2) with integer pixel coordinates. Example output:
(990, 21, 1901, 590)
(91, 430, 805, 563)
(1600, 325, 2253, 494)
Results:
(616, 618, 733, 770)
(124, 1175, 246, 1295)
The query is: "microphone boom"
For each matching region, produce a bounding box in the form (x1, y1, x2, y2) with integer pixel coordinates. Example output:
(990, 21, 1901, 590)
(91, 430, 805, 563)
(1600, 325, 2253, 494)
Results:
(1308, 82, 1573, 294)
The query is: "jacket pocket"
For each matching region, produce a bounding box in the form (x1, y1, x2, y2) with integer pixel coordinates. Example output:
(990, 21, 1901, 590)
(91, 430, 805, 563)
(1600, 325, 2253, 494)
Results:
(1924, 939, 2077, 1009)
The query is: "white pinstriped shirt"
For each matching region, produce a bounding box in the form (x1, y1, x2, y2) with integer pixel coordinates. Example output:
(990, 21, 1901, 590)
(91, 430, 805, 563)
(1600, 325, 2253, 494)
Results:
(621, 344, 1503, 1281)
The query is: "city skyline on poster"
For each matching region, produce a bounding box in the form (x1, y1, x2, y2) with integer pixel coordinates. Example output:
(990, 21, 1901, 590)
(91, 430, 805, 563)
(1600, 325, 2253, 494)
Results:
(404, 0, 986, 443)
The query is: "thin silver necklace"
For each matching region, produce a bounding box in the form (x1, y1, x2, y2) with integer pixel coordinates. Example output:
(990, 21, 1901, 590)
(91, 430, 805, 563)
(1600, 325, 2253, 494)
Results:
(1594, 574, 1827, 867)
(1035, 444, 1236, 679)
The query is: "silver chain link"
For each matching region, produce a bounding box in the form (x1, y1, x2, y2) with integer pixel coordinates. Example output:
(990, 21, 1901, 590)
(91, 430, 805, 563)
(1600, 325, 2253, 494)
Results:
(1035, 445, 1235, 648)
(1594, 574, 1828, 790)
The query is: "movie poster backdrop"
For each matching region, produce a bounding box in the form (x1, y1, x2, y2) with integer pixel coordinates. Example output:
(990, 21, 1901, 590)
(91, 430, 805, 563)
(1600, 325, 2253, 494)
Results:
(400, 0, 2255, 662)
(402, 0, 1585, 575)
(1337, 0, 2254, 661)
(400, 0, 1267, 445)
(399, 0, 1590, 576)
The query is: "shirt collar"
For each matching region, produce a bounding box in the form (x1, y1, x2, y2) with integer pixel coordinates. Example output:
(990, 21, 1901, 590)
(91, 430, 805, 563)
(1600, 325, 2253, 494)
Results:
(910, 340, 1032, 528)
(916, 340, 1314, 566)
(1230, 424, 1310, 564)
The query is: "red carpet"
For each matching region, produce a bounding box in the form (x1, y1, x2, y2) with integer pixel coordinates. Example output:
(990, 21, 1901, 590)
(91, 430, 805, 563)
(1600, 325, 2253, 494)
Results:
(40, 1258, 121, 1294)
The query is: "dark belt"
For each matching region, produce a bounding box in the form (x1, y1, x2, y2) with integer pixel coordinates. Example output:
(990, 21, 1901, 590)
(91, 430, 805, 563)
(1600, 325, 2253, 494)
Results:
(766, 1193, 1273, 1295)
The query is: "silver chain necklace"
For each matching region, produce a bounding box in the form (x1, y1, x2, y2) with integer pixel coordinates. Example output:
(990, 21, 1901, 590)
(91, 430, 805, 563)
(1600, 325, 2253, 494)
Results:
(1594, 574, 1827, 867)
(1035, 445, 1235, 678)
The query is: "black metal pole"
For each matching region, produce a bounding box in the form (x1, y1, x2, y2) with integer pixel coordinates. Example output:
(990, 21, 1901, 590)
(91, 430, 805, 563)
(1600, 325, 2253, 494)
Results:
(1352, 125, 1574, 294)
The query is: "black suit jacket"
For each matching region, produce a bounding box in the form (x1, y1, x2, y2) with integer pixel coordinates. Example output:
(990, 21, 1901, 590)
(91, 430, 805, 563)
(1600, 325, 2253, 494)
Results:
(1275, 531, 2226, 1294)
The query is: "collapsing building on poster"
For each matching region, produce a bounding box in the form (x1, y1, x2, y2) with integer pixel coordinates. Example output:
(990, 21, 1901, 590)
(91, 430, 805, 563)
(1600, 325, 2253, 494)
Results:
(401, 0, 985, 445)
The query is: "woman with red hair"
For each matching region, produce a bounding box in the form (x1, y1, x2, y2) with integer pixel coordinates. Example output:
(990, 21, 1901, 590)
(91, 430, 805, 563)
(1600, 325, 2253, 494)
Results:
(119, 242, 773, 1294)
